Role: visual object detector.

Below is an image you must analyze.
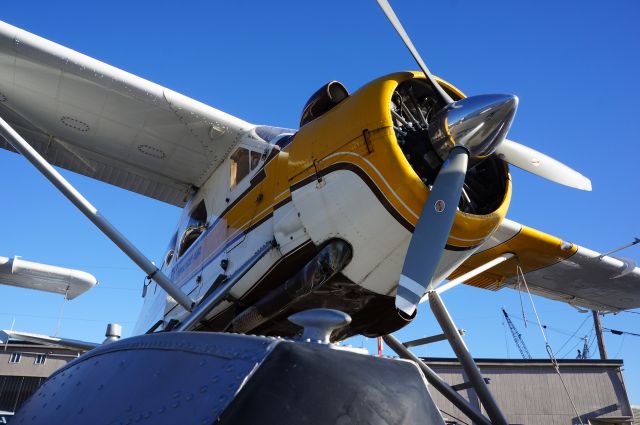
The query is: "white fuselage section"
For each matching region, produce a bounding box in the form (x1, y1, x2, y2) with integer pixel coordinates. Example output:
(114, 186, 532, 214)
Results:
(133, 136, 474, 334)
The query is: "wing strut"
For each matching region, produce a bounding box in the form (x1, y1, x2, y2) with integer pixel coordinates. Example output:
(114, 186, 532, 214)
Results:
(423, 253, 516, 299)
(0, 116, 194, 311)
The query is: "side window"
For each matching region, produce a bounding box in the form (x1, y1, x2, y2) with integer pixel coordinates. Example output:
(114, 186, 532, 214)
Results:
(178, 200, 208, 257)
(230, 147, 264, 189)
(163, 232, 178, 268)
(9, 352, 21, 364)
(250, 151, 262, 171)
(230, 147, 251, 189)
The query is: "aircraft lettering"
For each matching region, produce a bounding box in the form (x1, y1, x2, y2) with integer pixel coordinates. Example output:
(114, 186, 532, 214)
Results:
(172, 245, 202, 284)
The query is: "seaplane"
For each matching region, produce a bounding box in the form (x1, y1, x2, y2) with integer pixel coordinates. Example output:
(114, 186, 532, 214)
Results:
(0, 2, 639, 343)
(2, 2, 639, 424)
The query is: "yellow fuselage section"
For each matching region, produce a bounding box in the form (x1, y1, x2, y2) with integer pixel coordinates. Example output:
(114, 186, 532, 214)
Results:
(172, 72, 513, 294)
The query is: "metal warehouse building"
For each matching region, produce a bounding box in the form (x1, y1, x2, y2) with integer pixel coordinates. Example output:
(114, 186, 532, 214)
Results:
(0, 334, 84, 423)
(423, 357, 634, 424)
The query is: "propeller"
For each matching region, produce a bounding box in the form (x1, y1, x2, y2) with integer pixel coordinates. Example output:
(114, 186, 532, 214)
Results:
(376, 0, 591, 316)
(495, 139, 592, 191)
(397, 94, 518, 315)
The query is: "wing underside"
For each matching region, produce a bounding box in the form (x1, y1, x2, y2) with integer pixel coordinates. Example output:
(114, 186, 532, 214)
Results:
(0, 21, 253, 207)
(451, 218, 640, 312)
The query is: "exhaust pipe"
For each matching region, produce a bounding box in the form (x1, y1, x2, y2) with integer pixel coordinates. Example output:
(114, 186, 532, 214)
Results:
(232, 239, 352, 334)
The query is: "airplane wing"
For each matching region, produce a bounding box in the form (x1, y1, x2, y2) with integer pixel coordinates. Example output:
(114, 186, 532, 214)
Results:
(0, 21, 253, 207)
(450, 218, 640, 312)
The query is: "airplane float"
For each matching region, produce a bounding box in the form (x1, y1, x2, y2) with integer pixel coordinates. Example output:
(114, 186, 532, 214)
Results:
(0, 255, 96, 300)
(0, 1, 638, 345)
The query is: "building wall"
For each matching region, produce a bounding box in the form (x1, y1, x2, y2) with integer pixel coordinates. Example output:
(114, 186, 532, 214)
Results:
(0, 376, 45, 413)
(0, 344, 80, 378)
(0, 343, 83, 418)
(422, 358, 633, 425)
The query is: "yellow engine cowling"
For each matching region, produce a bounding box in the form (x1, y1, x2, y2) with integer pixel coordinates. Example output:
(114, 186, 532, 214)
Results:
(285, 71, 512, 250)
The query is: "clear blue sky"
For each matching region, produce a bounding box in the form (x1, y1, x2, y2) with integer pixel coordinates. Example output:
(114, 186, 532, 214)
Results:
(1, 0, 639, 404)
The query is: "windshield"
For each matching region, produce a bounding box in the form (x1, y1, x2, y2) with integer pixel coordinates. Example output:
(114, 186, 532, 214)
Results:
(254, 125, 296, 143)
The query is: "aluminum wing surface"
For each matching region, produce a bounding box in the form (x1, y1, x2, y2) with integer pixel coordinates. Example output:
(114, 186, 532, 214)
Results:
(450, 218, 640, 312)
(0, 21, 253, 207)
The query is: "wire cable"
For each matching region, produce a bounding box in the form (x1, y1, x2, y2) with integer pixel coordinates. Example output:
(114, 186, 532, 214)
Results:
(0, 311, 134, 324)
(555, 315, 590, 355)
(510, 314, 586, 339)
(604, 328, 640, 337)
(586, 333, 596, 358)
(560, 338, 583, 359)
(517, 265, 584, 425)
(560, 324, 593, 359)
(614, 335, 626, 358)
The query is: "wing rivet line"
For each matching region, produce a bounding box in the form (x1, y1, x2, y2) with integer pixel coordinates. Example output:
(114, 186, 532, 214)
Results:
(60, 116, 90, 132)
(137, 144, 167, 160)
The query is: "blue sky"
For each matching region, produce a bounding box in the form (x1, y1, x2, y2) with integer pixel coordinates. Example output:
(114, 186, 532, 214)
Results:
(1, 0, 639, 404)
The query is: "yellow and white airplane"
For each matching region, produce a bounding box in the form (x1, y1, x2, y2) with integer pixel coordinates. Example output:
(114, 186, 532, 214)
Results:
(0, 1, 638, 341)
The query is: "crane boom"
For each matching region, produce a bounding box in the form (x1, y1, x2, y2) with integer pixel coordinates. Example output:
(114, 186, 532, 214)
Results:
(502, 308, 532, 359)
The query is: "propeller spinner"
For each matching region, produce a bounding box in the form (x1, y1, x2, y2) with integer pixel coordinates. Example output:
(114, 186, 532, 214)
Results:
(376, 0, 592, 316)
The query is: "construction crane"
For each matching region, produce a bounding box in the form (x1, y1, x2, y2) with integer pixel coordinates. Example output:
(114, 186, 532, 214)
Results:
(576, 336, 590, 359)
(502, 308, 532, 359)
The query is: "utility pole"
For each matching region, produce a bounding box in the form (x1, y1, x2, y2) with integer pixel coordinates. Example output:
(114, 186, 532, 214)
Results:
(592, 310, 608, 359)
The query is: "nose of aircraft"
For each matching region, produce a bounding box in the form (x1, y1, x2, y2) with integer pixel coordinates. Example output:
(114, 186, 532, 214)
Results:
(428, 94, 519, 160)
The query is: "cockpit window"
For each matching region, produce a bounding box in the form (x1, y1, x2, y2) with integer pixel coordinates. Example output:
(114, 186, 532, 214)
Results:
(230, 147, 264, 189)
(178, 200, 207, 257)
(254, 125, 296, 143)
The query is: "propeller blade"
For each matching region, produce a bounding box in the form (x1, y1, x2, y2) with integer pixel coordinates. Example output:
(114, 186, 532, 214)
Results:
(396, 146, 469, 316)
(376, 0, 454, 104)
(495, 139, 592, 191)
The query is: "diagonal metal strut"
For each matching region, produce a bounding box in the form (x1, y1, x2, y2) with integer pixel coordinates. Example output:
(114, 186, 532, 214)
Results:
(383, 334, 493, 425)
(0, 116, 194, 311)
(428, 290, 509, 425)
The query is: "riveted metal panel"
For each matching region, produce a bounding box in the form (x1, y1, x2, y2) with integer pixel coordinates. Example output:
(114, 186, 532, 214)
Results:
(13, 332, 277, 425)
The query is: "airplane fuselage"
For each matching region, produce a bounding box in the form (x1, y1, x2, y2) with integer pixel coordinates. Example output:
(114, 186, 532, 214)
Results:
(135, 72, 512, 338)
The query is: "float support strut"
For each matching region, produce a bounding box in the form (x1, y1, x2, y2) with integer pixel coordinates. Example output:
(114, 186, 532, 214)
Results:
(383, 334, 492, 425)
(0, 116, 194, 311)
(429, 290, 509, 425)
